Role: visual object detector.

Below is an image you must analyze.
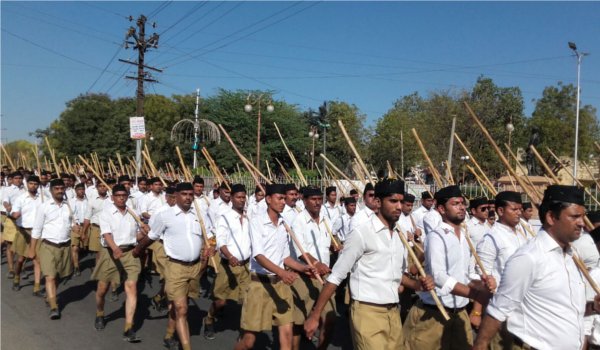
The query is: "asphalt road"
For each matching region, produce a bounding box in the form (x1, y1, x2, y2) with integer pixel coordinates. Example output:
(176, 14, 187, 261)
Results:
(1, 250, 353, 350)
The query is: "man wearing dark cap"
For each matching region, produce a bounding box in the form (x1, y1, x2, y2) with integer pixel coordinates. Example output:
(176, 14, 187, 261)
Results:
(69, 182, 88, 276)
(235, 184, 316, 350)
(350, 183, 377, 232)
(91, 184, 144, 341)
(472, 191, 527, 338)
(412, 191, 434, 232)
(404, 185, 496, 349)
(281, 183, 301, 225)
(334, 196, 357, 243)
(134, 182, 206, 350)
(466, 197, 491, 246)
(321, 186, 341, 229)
(306, 179, 435, 350)
(204, 184, 251, 340)
(10, 175, 43, 294)
(290, 186, 338, 350)
(28, 179, 74, 320)
(473, 185, 590, 350)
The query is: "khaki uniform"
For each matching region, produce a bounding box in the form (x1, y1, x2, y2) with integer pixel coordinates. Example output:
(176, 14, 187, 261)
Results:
(148, 240, 168, 279)
(88, 224, 102, 252)
(2, 216, 18, 242)
(164, 258, 202, 301)
(240, 275, 294, 332)
(39, 240, 73, 278)
(212, 258, 250, 303)
(351, 301, 403, 350)
(91, 247, 140, 285)
(291, 273, 335, 325)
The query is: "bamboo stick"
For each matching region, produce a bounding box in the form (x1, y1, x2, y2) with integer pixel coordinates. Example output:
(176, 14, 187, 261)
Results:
(454, 134, 496, 192)
(45, 137, 61, 176)
(273, 122, 308, 186)
(582, 161, 600, 189)
(322, 219, 340, 250)
(412, 128, 444, 187)
(386, 160, 395, 179)
(445, 161, 455, 185)
(462, 223, 489, 279)
(545, 147, 600, 207)
(275, 158, 294, 183)
(320, 154, 362, 195)
(504, 144, 543, 203)
(116, 153, 125, 176)
(506, 170, 517, 192)
(413, 168, 434, 199)
(338, 120, 373, 183)
(574, 254, 600, 295)
(265, 160, 274, 182)
(1, 143, 16, 170)
(33, 144, 45, 202)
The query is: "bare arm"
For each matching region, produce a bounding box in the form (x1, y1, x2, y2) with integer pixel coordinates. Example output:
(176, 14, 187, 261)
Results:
(472, 314, 503, 350)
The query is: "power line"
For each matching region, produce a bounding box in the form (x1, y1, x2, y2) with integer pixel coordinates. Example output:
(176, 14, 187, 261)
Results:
(87, 45, 124, 93)
(148, 1, 172, 19)
(81, 2, 129, 19)
(159, 2, 206, 37)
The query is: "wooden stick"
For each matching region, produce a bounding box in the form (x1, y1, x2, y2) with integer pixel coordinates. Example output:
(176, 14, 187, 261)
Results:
(445, 161, 455, 185)
(0, 143, 16, 170)
(33, 144, 45, 202)
(506, 170, 517, 192)
(582, 161, 600, 189)
(338, 120, 373, 183)
(116, 153, 125, 176)
(386, 160, 396, 179)
(265, 160, 274, 182)
(454, 134, 496, 192)
(396, 224, 450, 321)
(45, 137, 61, 176)
(573, 254, 600, 295)
(273, 122, 308, 186)
(412, 128, 444, 188)
(282, 222, 324, 285)
(504, 144, 543, 203)
(275, 158, 294, 183)
(352, 160, 367, 186)
(413, 169, 435, 199)
(320, 154, 362, 195)
(141, 150, 167, 187)
(595, 141, 600, 154)
(462, 223, 489, 279)
(322, 219, 340, 250)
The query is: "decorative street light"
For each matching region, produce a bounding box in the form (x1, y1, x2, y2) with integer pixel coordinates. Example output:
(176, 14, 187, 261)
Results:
(460, 155, 470, 184)
(568, 41, 589, 184)
(506, 118, 515, 164)
(244, 94, 274, 172)
(308, 126, 319, 170)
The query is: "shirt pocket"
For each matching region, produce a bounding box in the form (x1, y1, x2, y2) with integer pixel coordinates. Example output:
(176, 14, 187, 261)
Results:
(192, 220, 202, 236)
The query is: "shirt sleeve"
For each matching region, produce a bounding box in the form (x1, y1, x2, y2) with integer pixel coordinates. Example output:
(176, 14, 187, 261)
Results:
(425, 231, 458, 295)
(84, 200, 93, 220)
(31, 203, 45, 239)
(486, 251, 536, 322)
(476, 233, 498, 277)
(215, 214, 229, 250)
(249, 219, 265, 259)
(147, 210, 164, 241)
(99, 210, 112, 236)
(327, 227, 365, 286)
(12, 195, 23, 214)
(291, 218, 307, 260)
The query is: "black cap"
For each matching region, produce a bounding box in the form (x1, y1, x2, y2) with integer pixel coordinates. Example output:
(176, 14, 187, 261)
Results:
(10, 171, 22, 178)
(75, 183, 85, 189)
(542, 185, 585, 206)
(60, 173, 69, 179)
(49, 178, 65, 188)
(148, 177, 162, 185)
(112, 184, 128, 194)
(374, 179, 405, 197)
(255, 185, 264, 194)
(495, 191, 522, 204)
(349, 189, 358, 196)
(266, 184, 286, 196)
(363, 183, 374, 196)
(230, 184, 246, 194)
(284, 183, 298, 193)
(41, 170, 51, 176)
(303, 186, 322, 198)
(105, 178, 116, 185)
(435, 185, 463, 201)
(469, 197, 489, 209)
(27, 175, 40, 183)
(522, 202, 533, 210)
(176, 182, 194, 192)
(588, 211, 600, 224)
(421, 191, 433, 200)
(137, 176, 147, 183)
(402, 193, 416, 203)
(193, 175, 204, 185)
(219, 181, 231, 190)
(118, 175, 131, 183)
(165, 186, 176, 195)
(343, 197, 357, 205)
(325, 186, 336, 196)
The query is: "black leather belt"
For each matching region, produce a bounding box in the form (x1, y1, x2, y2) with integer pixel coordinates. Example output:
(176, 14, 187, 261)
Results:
(353, 300, 398, 310)
(250, 273, 281, 283)
(512, 334, 536, 350)
(91, 223, 100, 228)
(221, 257, 250, 265)
(422, 302, 466, 314)
(43, 239, 71, 248)
(168, 256, 200, 266)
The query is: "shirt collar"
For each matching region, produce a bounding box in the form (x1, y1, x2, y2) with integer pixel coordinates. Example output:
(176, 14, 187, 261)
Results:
(538, 229, 572, 255)
(172, 204, 194, 216)
(261, 210, 283, 227)
(371, 215, 398, 235)
(302, 209, 323, 224)
(439, 221, 457, 235)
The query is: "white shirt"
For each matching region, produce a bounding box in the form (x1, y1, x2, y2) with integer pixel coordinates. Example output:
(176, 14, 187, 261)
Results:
(486, 229, 585, 350)
(249, 210, 290, 276)
(281, 204, 300, 226)
(420, 222, 479, 308)
(85, 185, 97, 200)
(466, 216, 491, 246)
(32, 200, 73, 243)
(12, 192, 42, 228)
(69, 196, 88, 225)
(291, 210, 333, 267)
(99, 204, 138, 247)
(248, 198, 266, 220)
(208, 197, 232, 232)
(412, 205, 432, 231)
(573, 232, 600, 269)
(398, 213, 416, 236)
(349, 206, 376, 232)
(149, 204, 204, 262)
(130, 190, 146, 213)
(85, 195, 110, 225)
(215, 207, 251, 261)
(333, 212, 353, 242)
(328, 215, 407, 305)
(475, 222, 528, 285)
(422, 209, 442, 235)
(321, 202, 341, 226)
(3, 184, 25, 209)
(140, 191, 166, 217)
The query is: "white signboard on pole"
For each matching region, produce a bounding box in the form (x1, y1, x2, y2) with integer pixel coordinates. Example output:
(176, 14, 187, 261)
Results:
(130, 117, 146, 140)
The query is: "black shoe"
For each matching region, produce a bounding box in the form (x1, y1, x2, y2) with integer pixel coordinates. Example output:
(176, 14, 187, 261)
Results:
(73, 268, 81, 277)
(163, 337, 180, 350)
(12, 281, 20, 291)
(203, 318, 216, 340)
(110, 290, 118, 302)
(123, 329, 141, 343)
(94, 316, 105, 331)
(49, 308, 60, 320)
(7, 271, 15, 279)
(33, 289, 46, 298)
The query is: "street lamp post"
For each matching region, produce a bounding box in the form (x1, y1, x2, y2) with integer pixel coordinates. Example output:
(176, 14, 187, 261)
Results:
(244, 94, 274, 172)
(460, 155, 470, 184)
(506, 118, 514, 165)
(308, 126, 319, 170)
(568, 42, 589, 185)
(319, 121, 331, 177)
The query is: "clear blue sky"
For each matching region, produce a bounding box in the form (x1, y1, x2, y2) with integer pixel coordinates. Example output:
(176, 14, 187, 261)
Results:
(2, 1, 600, 144)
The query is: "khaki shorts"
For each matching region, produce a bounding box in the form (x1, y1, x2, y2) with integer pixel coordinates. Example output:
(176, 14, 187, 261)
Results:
(90, 248, 140, 285)
(291, 273, 336, 325)
(403, 301, 472, 350)
(240, 276, 294, 332)
(12, 227, 32, 256)
(351, 300, 403, 350)
(70, 225, 84, 248)
(149, 240, 168, 279)
(212, 258, 250, 303)
(164, 259, 202, 301)
(39, 240, 73, 279)
(2, 216, 18, 242)
(88, 225, 102, 252)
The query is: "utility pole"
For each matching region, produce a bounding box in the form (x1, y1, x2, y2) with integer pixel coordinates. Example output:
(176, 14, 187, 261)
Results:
(121, 14, 161, 177)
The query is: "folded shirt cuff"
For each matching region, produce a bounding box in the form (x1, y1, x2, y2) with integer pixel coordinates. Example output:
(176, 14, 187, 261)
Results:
(439, 276, 458, 295)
